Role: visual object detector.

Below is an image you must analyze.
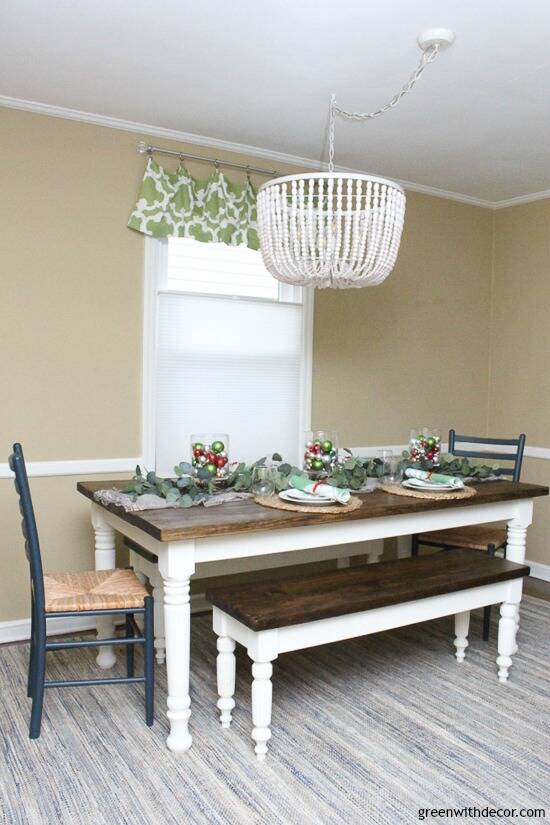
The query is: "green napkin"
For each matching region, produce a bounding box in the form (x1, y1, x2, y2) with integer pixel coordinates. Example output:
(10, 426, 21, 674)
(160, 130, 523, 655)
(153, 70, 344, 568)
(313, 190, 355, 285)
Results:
(405, 469, 464, 488)
(290, 475, 351, 504)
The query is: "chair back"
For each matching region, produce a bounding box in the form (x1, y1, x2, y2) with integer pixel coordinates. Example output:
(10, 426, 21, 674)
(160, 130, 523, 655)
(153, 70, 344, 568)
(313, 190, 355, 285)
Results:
(9, 444, 46, 614)
(448, 430, 526, 482)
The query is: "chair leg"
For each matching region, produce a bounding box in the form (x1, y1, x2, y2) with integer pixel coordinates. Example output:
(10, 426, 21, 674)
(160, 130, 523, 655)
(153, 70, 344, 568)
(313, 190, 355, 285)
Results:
(29, 623, 46, 739)
(144, 596, 154, 726)
(27, 598, 36, 698)
(411, 535, 419, 558)
(216, 636, 236, 728)
(483, 545, 497, 641)
(126, 613, 135, 678)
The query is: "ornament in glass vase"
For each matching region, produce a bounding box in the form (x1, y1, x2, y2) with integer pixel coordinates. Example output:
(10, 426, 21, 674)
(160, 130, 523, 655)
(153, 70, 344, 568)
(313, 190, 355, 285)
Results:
(303, 430, 338, 477)
(190, 433, 230, 481)
(409, 427, 441, 465)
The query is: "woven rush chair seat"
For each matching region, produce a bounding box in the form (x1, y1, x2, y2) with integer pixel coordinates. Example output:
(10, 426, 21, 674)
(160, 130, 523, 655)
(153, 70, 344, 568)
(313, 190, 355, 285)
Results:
(417, 524, 507, 552)
(44, 569, 149, 613)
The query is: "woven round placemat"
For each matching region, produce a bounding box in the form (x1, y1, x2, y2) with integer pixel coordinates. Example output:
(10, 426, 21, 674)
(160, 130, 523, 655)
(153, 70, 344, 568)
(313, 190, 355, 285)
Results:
(379, 483, 476, 501)
(255, 495, 362, 514)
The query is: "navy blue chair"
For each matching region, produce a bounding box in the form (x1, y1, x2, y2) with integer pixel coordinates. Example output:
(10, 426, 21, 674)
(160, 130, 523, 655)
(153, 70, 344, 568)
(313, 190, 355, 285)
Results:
(411, 430, 526, 641)
(9, 443, 154, 739)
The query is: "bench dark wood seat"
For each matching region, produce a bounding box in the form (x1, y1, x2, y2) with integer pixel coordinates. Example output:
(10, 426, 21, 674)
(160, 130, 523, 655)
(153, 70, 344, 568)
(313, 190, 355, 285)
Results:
(208, 549, 530, 759)
(206, 549, 529, 632)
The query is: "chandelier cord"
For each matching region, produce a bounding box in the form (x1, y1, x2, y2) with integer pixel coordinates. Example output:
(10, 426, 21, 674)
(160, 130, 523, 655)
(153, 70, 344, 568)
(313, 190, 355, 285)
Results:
(328, 43, 440, 172)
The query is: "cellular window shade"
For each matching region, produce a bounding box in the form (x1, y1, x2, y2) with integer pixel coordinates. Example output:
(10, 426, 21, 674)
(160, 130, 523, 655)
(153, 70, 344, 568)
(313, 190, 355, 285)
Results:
(155, 293, 303, 476)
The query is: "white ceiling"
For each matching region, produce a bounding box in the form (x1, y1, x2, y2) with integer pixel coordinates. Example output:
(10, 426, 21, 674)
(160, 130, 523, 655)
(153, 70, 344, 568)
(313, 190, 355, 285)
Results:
(2, 0, 550, 203)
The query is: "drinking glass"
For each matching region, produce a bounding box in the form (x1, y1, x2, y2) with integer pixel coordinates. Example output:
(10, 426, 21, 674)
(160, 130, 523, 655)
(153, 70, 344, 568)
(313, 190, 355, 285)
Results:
(383, 456, 403, 484)
(251, 467, 275, 497)
(376, 448, 393, 478)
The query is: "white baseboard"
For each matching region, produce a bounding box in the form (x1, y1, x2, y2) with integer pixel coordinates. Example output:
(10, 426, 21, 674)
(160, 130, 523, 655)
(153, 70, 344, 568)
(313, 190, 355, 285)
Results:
(526, 559, 550, 582)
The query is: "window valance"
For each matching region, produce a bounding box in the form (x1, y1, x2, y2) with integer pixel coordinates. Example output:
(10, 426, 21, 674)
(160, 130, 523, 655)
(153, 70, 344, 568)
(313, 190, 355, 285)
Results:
(128, 158, 259, 250)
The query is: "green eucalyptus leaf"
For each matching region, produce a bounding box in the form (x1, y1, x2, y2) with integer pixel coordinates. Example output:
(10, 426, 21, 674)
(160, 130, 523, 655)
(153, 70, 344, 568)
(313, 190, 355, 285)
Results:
(178, 494, 193, 508)
(278, 463, 292, 475)
(272, 452, 283, 462)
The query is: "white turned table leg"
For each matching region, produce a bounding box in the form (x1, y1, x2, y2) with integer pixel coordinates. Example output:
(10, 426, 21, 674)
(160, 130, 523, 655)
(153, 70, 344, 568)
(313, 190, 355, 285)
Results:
(91, 504, 117, 669)
(366, 539, 384, 564)
(454, 610, 470, 662)
(251, 660, 273, 761)
(158, 543, 195, 753)
(497, 602, 519, 683)
(153, 571, 166, 664)
(396, 535, 411, 559)
(217, 637, 236, 728)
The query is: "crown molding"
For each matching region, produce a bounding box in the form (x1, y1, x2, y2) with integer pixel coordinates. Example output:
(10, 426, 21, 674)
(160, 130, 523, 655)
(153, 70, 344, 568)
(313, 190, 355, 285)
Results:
(490, 188, 550, 210)
(0, 94, 501, 209)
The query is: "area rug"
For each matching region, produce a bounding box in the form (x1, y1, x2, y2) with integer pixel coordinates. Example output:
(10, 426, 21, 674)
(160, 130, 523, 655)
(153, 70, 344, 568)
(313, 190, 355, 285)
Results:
(0, 597, 549, 825)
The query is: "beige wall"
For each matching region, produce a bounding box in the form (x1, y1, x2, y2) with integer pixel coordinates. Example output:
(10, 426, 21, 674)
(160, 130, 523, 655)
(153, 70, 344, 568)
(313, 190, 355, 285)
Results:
(313, 194, 493, 445)
(0, 106, 546, 625)
(489, 202, 550, 564)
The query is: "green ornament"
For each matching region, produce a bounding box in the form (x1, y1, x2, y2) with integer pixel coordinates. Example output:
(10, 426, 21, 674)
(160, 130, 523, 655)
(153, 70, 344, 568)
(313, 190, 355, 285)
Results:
(312, 458, 324, 471)
(427, 437, 435, 448)
(321, 439, 333, 454)
(212, 440, 225, 454)
(193, 442, 204, 451)
(205, 462, 217, 475)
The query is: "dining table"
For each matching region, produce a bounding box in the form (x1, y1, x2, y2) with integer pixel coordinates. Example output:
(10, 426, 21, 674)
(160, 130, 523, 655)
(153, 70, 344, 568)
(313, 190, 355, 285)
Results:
(77, 479, 548, 753)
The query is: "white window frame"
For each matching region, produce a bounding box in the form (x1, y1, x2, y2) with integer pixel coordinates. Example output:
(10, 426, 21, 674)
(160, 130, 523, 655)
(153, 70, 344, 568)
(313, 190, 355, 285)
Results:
(141, 236, 314, 470)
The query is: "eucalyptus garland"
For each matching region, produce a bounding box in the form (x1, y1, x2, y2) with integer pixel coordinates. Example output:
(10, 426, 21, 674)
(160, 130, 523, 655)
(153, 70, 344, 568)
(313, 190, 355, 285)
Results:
(119, 449, 498, 508)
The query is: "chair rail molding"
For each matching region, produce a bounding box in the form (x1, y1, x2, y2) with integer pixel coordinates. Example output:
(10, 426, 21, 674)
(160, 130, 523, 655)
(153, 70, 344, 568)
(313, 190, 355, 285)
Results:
(0, 457, 143, 479)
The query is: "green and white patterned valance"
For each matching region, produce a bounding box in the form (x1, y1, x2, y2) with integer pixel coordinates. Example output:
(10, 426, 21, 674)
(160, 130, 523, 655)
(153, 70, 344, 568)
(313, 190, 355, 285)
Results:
(128, 158, 259, 250)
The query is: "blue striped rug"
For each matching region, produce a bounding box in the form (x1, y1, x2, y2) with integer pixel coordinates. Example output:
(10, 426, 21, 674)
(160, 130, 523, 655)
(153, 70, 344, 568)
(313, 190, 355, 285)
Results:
(0, 596, 549, 824)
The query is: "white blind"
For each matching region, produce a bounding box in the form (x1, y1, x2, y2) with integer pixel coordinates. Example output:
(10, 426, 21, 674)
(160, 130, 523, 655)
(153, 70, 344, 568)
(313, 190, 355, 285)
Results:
(166, 237, 280, 300)
(155, 293, 304, 476)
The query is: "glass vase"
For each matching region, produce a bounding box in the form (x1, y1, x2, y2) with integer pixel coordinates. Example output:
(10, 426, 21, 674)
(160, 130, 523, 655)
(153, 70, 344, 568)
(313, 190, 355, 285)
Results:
(303, 430, 338, 477)
(190, 433, 230, 480)
(409, 427, 441, 465)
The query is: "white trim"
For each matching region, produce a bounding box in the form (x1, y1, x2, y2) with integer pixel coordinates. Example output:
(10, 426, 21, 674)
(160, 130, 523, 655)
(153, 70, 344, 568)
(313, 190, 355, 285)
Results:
(0, 94, 504, 210)
(525, 559, 550, 583)
(491, 188, 550, 210)
(141, 238, 165, 468)
(524, 446, 550, 460)
(0, 457, 142, 480)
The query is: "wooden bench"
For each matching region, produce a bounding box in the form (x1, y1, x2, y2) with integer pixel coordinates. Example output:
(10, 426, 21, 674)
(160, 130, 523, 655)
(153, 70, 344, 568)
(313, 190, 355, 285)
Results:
(206, 549, 529, 760)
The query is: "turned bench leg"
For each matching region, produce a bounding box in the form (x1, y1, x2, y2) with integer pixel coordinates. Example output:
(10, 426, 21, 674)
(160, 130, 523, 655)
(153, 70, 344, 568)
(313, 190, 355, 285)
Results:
(216, 636, 236, 728)
(251, 660, 273, 761)
(497, 602, 519, 683)
(454, 611, 470, 662)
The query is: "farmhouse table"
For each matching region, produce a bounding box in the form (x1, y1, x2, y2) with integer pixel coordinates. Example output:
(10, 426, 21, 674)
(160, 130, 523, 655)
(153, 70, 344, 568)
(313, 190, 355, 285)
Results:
(77, 479, 548, 753)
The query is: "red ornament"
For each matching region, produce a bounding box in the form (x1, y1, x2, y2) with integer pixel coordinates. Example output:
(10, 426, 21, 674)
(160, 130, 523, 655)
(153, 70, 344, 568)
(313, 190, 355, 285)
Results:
(216, 455, 227, 468)
(206, 451, 216, 463)
(193, 448, 203, 458)
(312, 443, 321, 454)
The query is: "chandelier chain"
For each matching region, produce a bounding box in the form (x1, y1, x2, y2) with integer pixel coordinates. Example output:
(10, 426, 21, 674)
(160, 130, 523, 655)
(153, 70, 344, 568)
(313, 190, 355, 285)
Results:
(328, 43, 440, 172)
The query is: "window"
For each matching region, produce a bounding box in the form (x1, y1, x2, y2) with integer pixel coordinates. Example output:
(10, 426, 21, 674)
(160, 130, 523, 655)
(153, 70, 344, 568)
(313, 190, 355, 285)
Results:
(144, 238, 313, 476)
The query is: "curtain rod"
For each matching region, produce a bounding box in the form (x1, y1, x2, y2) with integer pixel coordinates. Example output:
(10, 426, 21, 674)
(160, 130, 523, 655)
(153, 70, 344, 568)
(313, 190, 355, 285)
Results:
(137, 141, 278, 177)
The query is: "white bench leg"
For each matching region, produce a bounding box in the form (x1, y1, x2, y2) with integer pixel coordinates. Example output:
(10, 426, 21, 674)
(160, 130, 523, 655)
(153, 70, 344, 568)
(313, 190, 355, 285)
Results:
(217, 636, 236, 728)
(251, 660, 273, 761)
(512, 605, 520, 655)
(497, 602, 518, 683)
(454, 610, 470, 662)
(153, 571, 166, 664)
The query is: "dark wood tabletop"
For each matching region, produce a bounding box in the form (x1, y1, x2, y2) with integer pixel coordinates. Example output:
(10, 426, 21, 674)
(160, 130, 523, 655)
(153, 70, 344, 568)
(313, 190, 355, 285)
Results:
(77, 479, 548, 543)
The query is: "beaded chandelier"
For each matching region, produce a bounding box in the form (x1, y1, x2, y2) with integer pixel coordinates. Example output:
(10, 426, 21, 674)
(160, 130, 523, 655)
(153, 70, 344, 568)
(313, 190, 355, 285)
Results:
(257, 29, 454, 289)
